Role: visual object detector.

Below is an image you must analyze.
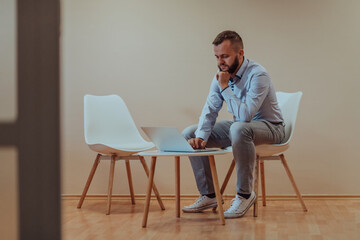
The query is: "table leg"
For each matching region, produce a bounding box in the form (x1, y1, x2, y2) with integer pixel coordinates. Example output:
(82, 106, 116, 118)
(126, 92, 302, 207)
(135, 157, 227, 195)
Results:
(139, 156, 165, 210)
(175, 156, 180, 218)
(142, 156, 157, 228)
(208, 155, 225, 225)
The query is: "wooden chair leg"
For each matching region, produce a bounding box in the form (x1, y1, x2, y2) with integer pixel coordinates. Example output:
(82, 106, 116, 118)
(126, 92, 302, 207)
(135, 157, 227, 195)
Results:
(106, 155, 116, 215)
(139, 156, 165, 210)
(260, 160, 266, 206)
(221, 159, 235, 195)
(253, 156, 260, 217)
(125, 159, 135, 205)
(77, 154, 101, 208)
(175, 156, 180, 218)
(280, 154, 308, 212)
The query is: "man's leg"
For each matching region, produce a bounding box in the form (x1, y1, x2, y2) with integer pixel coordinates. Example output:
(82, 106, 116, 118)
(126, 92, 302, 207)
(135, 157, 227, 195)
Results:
(182, 120, 232, 195)
(223, 120, 285, 218)
(229, 120, 285, 195)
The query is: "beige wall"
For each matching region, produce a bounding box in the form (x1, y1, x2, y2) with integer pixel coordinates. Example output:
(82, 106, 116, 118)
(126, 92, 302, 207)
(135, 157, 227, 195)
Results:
(61, 0, 360, 196)
(0, 0, 16, 121)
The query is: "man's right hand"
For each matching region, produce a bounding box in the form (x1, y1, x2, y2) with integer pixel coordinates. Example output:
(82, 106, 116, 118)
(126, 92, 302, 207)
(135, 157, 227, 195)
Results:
(188, 138, 207, 149)
(216, 71, 231, 90)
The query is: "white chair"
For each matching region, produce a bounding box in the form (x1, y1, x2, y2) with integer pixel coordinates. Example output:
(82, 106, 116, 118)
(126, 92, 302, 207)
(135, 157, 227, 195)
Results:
(219, 91, 307, 216)
(77, 94, 165, 214)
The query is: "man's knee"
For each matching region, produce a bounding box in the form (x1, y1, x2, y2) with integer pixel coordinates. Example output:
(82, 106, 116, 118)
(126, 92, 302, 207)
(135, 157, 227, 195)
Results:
(182, 124, 198, 140)
(230, 121, 253, 143)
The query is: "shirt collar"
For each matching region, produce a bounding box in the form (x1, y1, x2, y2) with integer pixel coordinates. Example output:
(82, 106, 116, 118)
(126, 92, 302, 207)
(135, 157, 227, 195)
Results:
(231, 56, 248, 83)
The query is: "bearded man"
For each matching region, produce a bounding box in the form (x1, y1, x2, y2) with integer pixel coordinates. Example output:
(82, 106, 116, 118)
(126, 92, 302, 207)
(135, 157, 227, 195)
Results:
(182, 30, 285, 218)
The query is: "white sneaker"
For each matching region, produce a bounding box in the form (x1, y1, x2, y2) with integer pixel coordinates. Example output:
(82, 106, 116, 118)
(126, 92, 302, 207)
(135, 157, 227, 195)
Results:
(224, 192, 256, 218)
(182, 195, 218, 213)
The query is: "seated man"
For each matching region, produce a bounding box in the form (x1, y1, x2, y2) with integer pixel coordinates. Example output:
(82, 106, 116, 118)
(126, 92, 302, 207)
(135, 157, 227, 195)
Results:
(182, 30, 285, 218)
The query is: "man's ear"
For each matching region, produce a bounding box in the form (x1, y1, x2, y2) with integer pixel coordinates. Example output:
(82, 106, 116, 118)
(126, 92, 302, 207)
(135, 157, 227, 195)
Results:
(238, 49, 244, 58)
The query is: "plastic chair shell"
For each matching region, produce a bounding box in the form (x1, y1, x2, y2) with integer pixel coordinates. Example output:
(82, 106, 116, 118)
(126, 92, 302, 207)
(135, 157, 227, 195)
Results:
(84, 94, 154, 156)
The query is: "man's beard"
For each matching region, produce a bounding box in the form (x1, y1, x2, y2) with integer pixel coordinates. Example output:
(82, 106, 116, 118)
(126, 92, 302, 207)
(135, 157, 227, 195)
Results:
(218, 56, 239, 74)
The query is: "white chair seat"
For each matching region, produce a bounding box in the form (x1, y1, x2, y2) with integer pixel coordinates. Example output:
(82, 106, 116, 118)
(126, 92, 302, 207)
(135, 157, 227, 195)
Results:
(88, 142, 155, 156)
(255, 144, 289, 157)
(224, 144, 289, 158)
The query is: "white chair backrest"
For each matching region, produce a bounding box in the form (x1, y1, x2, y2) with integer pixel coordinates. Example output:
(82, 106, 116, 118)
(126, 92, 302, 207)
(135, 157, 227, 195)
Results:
(84, 94, 145, 146)
(276, 91, 302, 144)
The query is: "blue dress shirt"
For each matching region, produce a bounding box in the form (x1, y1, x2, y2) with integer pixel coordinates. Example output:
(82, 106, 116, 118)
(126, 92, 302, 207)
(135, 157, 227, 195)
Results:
(195, 57, 284, 141)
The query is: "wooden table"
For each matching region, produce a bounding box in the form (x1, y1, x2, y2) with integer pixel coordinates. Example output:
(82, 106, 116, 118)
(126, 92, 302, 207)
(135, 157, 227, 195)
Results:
(137, 149, 231, 228)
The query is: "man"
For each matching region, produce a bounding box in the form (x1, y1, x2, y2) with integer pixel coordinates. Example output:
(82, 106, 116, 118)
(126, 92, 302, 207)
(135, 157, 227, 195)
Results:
(182, 30, 285, 218)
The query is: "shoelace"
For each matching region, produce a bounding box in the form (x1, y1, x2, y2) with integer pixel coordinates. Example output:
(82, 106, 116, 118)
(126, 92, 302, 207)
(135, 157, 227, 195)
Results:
(190, 196, 206, 206)
(226, 196, 242, 212)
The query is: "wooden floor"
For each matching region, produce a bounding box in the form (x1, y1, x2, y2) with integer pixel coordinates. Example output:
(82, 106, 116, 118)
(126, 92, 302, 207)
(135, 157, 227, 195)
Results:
(62, 198, 360, 240)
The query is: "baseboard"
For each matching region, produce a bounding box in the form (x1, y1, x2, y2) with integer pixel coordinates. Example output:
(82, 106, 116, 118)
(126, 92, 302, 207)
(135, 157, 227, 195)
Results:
(62, 194, 360, 201)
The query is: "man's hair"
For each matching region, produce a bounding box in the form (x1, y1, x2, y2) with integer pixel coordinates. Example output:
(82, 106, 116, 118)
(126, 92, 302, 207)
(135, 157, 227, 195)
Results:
(212, 30, 243, 51)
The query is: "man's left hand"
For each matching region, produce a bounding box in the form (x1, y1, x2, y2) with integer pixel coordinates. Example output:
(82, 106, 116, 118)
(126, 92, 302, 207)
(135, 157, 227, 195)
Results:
(216, 71, 231, 90)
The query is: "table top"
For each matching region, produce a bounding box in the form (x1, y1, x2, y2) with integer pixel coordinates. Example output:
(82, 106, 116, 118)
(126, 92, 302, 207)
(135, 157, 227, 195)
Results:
(136, 148, 232, 157)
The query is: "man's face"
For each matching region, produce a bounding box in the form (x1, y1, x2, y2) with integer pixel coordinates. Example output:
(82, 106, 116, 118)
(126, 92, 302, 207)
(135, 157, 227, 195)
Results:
(213, 40, 243, 74)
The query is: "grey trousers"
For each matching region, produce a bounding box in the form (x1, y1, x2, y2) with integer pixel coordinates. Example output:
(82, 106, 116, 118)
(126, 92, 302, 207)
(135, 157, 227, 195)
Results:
(182, 120, 285, 195)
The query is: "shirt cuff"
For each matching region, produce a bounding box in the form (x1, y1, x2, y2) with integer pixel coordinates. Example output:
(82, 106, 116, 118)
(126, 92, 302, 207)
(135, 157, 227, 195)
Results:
(220, 86, 230, 93)
(221, 86, 235, 102)
(195, 132, 210, 142)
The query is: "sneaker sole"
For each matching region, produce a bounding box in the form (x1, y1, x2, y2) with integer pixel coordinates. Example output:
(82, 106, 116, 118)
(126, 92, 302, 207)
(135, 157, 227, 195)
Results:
(182, 201, 221, 213)
(224, 195, 256, 219)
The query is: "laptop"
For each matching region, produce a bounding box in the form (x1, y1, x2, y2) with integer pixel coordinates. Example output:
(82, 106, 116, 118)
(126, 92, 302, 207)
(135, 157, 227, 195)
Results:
(141, 126, 219, 152)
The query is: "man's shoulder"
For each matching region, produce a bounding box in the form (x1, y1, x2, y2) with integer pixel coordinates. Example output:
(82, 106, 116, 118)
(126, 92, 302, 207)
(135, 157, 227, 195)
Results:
(246, 59, 267, 73)
(245, 58, 269, 78)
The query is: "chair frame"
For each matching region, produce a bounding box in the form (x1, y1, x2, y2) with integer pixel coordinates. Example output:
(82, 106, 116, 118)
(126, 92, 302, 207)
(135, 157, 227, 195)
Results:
(220, 154, 307, 217)
(218, 91, 307, 216)
(79, 94, 165, 215)
(77, 153, 165, 215)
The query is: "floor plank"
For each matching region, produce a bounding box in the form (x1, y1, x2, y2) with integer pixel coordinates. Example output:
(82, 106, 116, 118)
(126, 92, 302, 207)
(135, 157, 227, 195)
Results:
(62, 198, 360, 240)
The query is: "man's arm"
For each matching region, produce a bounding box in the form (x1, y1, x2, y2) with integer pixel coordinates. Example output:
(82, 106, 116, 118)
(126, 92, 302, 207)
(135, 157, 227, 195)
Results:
(193, 75, 224, 142)
(221, 74, 271, 122)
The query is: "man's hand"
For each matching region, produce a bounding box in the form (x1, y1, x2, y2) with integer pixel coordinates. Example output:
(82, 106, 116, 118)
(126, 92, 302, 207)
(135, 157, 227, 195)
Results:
(216, 71, 231, 90)
(188, 138, 207, 149)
